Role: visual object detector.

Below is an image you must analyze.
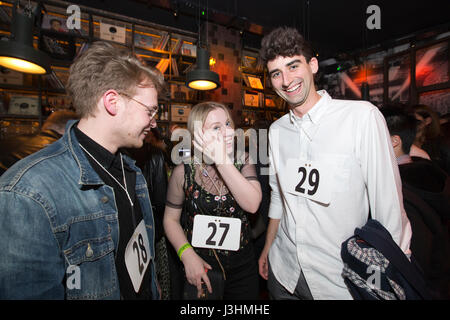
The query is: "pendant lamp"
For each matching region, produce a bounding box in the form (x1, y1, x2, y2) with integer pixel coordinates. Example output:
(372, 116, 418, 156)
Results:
(0, 2, 50, 74)
(185, 0, 219, 91)
(186, 47, 220, 90)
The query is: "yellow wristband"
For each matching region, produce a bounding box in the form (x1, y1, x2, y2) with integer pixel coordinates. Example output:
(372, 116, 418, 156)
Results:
(177, 242, 192, 260)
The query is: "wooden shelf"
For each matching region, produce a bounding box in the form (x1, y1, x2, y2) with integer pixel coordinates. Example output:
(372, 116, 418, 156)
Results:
(0, 0, 202, 138)
(0, 114, 40, 119)
(0, 84, 65, 94)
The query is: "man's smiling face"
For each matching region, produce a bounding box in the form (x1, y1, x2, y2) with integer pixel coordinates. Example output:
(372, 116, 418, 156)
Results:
(267, 55, 318, 108)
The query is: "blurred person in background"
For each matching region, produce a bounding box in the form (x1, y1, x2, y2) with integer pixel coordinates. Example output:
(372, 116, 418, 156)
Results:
(381, 106, 450, 299)
(0, 110, 78, 175)
(409, 104, 447, 173)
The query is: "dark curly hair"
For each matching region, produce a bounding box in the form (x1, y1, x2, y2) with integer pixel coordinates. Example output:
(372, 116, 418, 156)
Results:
(260, 27, 314, 64)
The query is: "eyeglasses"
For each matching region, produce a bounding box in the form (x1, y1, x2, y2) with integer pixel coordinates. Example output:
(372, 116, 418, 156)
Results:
(120, 92, 158, 119)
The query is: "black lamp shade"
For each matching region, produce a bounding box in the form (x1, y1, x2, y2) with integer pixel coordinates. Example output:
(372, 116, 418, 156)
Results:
(186, 47, 220, 90)
(0, 7, 50, 74)
(0, 40, 51, 74)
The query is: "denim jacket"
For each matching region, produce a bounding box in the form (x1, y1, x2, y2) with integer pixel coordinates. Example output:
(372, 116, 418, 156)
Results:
(0, 121, 159, 299)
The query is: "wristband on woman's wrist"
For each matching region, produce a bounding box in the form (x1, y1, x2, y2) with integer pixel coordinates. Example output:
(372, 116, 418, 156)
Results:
(177, 242, 192, 260)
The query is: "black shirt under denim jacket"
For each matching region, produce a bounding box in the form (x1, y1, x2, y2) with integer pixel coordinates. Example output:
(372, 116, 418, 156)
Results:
(74, 125, 151, 300)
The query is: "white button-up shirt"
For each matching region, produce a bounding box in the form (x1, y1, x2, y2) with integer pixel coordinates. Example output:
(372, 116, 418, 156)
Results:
(268, 90, 412, 300)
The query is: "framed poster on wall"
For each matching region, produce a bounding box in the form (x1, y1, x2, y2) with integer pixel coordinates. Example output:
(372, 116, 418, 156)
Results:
(415, 38, 449, 89)
(385, 51, 411, 104)
(134, 32, 156, 51)
(243, 92, 259, 107)
(8, 95, 39, 115)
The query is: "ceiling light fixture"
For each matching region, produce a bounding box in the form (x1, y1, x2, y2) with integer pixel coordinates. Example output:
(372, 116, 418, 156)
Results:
(186, 0, 219, 91)
(186, 47, 219, 90)
(0, 1, 50, 74)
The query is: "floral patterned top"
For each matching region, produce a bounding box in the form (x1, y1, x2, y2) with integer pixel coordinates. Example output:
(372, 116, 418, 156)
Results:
(166, 155, 258, 259)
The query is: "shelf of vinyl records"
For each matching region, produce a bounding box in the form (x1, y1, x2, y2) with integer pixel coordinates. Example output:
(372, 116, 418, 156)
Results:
(0, 0, 198, 79)
(0, 0, 199, 137)
(240, 47, 287, 114)
(242, 88, 286, 111)
(241, 49, 265, 75)
(240, 108, 286, 128)
(0, 63, 71, 120)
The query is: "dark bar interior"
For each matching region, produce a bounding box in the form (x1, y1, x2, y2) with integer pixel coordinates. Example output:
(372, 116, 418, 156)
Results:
(0, 0, 448, 310)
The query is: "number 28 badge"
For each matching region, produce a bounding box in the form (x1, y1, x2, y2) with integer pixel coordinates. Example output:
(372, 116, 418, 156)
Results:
(124, 220, 151, 292)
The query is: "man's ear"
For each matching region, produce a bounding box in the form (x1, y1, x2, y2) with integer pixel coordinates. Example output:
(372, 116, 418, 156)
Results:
(102, 90, 120, 116)
(391, 135, 401, 148)
(309, 57, 319, 75)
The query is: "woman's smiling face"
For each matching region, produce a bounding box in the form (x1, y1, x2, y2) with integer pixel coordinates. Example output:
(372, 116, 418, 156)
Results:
(202, 108, 235, 154)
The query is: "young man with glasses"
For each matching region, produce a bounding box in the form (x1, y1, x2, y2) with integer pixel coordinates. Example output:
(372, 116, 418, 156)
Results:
(120, 92, 159, 120)
(0, 41, 165, 299)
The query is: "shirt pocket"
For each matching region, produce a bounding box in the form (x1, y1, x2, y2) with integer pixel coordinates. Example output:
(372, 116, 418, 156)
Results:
(315, 152, 351, 194)
(62, 218, 117, 300)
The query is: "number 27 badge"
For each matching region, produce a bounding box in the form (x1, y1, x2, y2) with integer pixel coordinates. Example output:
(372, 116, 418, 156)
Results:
(191, 215, 241, 251)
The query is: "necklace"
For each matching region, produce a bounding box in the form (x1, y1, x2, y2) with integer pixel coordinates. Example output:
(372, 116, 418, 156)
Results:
(195, 162, 228, 215)
(195, 162, 228, 279)
(199, 164, 224, 195)
(79, 143, 134, 208)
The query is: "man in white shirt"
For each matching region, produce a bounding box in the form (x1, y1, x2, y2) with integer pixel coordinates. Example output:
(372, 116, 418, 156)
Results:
(257, 27, 412, 300)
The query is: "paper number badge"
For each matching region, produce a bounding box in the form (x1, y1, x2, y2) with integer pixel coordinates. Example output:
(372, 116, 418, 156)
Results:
(124, 220, 151, 292)
(191, 215, 241, 251)
(285, 159, 333, 205)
